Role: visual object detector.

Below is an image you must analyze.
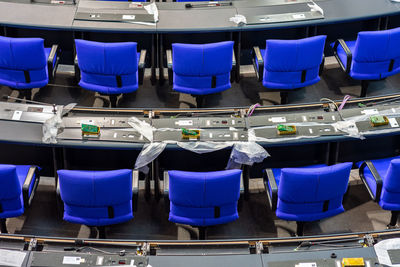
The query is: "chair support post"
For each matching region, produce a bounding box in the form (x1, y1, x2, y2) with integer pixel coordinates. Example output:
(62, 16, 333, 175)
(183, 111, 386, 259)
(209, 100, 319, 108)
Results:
(89, 226, 98, 239)
(98, 226, 106, 239)
(389, 211, 399, 227)
(195, 95, 205, 108)
(296, 221, 304, 236)
(198, 226, 206, 240)
(0, 219, 7, 234)
(109, 95, 118, 108)
(280, 92, 289, 105)
(360, 80, 369, 97)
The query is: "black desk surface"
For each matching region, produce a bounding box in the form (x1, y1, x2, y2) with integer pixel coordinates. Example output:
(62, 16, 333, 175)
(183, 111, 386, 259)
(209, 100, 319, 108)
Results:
(147, 247, 378, 267)
(0, 0, 399, 32)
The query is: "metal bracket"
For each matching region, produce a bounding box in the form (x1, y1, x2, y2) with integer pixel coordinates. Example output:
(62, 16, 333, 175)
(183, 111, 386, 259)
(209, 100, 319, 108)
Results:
(255, 241, 264, 254)
(364, 234, 375, 247)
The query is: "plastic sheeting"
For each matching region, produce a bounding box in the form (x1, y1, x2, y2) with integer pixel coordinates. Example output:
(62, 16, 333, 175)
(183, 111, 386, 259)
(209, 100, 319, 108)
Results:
(135, 142, 168, 173)
(128, 117, 154, 142)
(331, 120, 363, 139)
(374, 238, 400, 266)
(134, 140, 270, 173)
(42, 103, 76, 144)
(227, 142, 270, 169)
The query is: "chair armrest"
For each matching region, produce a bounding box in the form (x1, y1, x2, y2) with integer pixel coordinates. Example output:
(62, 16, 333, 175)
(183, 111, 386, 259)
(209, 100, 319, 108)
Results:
(359, 161, 383, 202)
(163, 171, 170, 213)
(263, 168, 278, 211)
(139, 49, 147, 69)
(232, 50, 236, 69)
(131, 170, 139, 213)
(74, 54, 80, 83)
(319, 55, 325, 76)
(22, 166, 40, 208)
(238, 172, 244, 212)
(333, 39, 352, 74)
(138, 49, 147, 85)
(252, 46, 264, 82)
(47, 44, 59, 82)
(166, 49, 173, 86)
(56, 176, 64, 218)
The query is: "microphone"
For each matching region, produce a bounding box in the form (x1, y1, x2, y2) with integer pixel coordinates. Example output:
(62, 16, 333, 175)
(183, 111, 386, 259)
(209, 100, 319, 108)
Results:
(3, 95, 58, 114)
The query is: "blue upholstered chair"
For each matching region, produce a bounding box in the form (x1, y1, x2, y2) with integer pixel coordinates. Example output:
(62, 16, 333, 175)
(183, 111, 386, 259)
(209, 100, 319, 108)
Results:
(74, 39, 146, 108)
(167, 41, 235, 108)
(0, 36, 59, 100)
(0, 164, 40, 233)
(332, 27, 400, 97)
(357, 156, 400, 227)
(163, 169, 242, 239)
(252, 36, 326, 104)
(264, 162, 352, 236)
(57, 169, 139, 239)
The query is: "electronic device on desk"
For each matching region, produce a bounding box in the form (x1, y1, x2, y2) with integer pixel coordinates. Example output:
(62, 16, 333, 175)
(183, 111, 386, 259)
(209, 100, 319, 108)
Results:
(277, 124, 297, 135)
(370, 115, 389, 127)
(81, 123, 100, 138)
(181, 128, 200, 140)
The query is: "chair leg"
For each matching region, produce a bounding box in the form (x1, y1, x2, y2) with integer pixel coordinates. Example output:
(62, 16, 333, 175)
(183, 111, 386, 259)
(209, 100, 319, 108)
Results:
(296, 221, 304, 236)
(360, 80, 369, 97)
(98, 226, 106, 239)
(25, 90, 32, 101)
(89, 226, 98, 238)
(389, 211, 399, 227)
(198, 226, 206, 240)
(195, 95, 205, 108)
(109, 95, 118, 108)
(280, 92, 288, 105)
(0, 219, 7, 234)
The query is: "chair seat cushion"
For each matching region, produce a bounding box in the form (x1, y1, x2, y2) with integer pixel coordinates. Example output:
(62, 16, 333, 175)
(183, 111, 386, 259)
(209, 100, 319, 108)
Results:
(0, 165, 35, 219)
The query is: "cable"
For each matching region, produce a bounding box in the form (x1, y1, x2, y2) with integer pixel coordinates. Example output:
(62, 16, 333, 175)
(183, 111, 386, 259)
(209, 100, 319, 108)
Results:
(320, 97, 344, 121)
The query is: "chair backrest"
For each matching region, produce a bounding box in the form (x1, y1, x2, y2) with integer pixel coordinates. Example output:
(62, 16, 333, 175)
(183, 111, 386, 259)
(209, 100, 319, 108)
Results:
(380, 159, 400, 209)
(0, 36, 48, 89)
(168, 169, 241, 227)
(75, 39, 139, 94)
(0, 165, 24, 219)
(277, 162, 352, 222)
(172, 41, 233, 95)
(57, 169, 133, 226)
(351, 27, 400, 79)
(263, 35, 326, 90)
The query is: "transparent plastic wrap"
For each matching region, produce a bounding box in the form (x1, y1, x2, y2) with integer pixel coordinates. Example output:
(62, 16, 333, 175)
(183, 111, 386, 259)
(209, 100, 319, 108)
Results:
(42, 107, 63, 144)
(229, 14, 247, 26)
(134, 142, 168, 173)
(331, 119, 363, 139)
(177, 141, 233, 154)
(144, 2, 159, 22)
(227, 142, 270, 169)
(128, 117, 154, 142)
(374, 238, 400, 266)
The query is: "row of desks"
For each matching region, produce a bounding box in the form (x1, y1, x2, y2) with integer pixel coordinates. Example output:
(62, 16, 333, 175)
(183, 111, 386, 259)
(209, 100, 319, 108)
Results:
(0, 0, 399, 33)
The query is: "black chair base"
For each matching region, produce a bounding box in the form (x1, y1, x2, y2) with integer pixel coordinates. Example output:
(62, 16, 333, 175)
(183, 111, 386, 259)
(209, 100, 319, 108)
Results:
(109, 95, 118, 108)
(296, 221, 305, 236)
(198, 226, 206, 240)
(360, 80, 369, 97)
(0, 218, 7, 234)
(280, 91, 289, 105)
(17, 89, 33, 101)
(89, 226, 107, 239)
(388, 211, 399, 228)
(194, 95, 205, 108)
